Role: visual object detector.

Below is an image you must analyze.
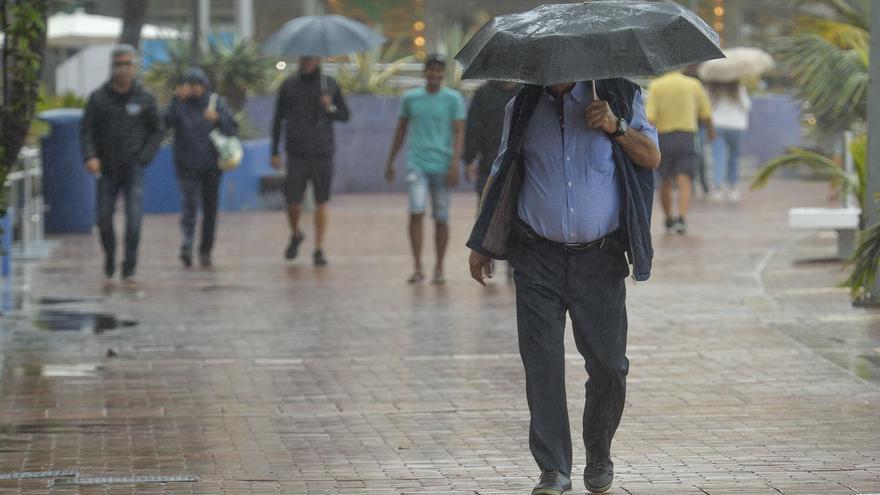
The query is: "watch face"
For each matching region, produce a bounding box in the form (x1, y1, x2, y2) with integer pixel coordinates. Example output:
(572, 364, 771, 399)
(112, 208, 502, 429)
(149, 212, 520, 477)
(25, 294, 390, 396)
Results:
(620, 119, 628, 133)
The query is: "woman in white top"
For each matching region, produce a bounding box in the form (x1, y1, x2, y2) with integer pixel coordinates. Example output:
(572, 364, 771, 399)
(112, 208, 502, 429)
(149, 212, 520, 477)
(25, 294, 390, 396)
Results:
(707, 81, 751, 202)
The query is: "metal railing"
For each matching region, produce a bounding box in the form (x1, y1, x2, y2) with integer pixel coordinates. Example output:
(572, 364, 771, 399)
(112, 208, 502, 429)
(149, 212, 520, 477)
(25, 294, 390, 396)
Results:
(3, 147, 53, 267)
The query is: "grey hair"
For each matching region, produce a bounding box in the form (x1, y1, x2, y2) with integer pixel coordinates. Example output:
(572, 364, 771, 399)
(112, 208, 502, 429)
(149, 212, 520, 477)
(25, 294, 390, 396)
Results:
(111, 44, 138, 60)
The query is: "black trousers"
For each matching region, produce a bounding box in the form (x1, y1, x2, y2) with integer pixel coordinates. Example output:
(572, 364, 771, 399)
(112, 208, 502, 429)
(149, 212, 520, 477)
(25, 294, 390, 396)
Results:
(509, 224, 630, 477)
(178, 168, 222, 256)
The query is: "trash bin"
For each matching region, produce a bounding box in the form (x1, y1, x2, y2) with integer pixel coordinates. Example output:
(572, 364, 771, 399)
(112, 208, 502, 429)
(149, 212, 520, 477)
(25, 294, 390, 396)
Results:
(39, 108, 94, 234)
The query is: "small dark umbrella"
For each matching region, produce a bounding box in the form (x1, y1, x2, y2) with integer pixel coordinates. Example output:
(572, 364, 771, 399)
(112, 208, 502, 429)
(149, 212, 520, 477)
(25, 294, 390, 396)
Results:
(455, 1, 724, 96)
(263, 14, 386, 58)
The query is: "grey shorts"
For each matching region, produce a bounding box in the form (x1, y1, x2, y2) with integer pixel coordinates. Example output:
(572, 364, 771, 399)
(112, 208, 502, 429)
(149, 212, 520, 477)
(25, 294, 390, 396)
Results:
(658, 131, 697, 179)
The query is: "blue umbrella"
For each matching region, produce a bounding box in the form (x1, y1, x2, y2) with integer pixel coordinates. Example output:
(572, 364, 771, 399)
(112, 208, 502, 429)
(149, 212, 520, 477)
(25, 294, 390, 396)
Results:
(263, 15, 386, 58)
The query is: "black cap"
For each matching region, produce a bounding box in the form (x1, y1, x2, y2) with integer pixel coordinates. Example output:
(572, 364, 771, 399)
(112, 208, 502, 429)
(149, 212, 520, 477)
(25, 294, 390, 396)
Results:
(183, 66, 209, 86)
(424, 53, 447, 69)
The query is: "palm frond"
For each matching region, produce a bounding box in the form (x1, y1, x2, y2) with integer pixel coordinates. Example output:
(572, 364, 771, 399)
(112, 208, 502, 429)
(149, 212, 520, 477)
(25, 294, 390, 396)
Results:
(795, 0, 869, 30)
(752, 147, 859, 197)
(773, 33, 867, 135)
(843, 220, 880, 299)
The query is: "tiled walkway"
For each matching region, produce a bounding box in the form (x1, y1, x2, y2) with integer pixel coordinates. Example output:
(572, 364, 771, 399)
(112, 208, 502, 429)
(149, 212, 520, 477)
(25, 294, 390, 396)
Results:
(0, 180, 878, 494)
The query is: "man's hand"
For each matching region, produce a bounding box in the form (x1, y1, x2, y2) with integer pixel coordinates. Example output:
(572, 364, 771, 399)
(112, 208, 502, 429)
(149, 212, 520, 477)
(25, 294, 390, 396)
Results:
(469, 250, 492, 286)
(204, 108, 219, 122)
(385, 164, 396, 183)
(85, 157, 101, 176)
(173, 84, 190, 99)
(446, 164, 460, 187)
(586, 100, 618, 134)
(271, 154, 283, 171)
(320, 94, 334, 112)
(465, 162, 478, 182)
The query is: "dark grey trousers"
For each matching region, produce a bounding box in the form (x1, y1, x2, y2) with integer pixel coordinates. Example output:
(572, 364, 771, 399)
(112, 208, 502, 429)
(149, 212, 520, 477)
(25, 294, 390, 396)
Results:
(509, 226, 630, 477)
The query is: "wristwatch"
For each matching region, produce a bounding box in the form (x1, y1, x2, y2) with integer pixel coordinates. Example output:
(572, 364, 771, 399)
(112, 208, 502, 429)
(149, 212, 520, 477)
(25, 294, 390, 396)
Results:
(608, 118, 628, 138)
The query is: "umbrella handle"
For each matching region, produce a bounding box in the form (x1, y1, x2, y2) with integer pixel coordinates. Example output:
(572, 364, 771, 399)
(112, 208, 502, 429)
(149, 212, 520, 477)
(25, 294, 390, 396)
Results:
(592, 80, 598, 101)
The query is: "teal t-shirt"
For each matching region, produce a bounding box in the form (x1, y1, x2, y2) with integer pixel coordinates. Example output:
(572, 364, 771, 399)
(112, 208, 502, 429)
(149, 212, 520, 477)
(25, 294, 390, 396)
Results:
(399, 86, 466, 174)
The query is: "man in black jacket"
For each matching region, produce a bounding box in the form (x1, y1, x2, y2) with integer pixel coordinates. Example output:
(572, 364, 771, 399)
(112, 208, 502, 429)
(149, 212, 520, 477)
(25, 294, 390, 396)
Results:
(464, 80, 520, 202)
(81, 45, 163, 282)
(270, 56, 350, 266)
(164, 67, 238, 268)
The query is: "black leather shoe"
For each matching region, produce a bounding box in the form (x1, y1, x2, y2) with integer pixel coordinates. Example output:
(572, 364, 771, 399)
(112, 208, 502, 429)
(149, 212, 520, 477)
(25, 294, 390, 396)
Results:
(285, 231, 304, 260)
(532, 470, 572, 495)
(584, 459, 614, 493)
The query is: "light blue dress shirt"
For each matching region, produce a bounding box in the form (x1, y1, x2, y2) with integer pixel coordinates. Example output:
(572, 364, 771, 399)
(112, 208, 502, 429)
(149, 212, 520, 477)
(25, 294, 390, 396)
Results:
(490, 81, 658, 243)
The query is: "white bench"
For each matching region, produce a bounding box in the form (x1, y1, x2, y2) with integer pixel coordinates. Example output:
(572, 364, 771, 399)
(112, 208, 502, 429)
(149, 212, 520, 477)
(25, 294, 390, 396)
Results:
(788, 207, 861, 259)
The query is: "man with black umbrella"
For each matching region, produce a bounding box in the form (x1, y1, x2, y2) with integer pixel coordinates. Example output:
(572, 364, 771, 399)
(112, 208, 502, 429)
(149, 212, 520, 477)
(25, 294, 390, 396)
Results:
(470, 79, 660, 495)
(271, 56, 350, 266)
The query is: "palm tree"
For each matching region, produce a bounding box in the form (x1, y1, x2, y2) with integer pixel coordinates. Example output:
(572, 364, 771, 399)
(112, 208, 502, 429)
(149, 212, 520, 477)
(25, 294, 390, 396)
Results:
(752, 0, 875, 300)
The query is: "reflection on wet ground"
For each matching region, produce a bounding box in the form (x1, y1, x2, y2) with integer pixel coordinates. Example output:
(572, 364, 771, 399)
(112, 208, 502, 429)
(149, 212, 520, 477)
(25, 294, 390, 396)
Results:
(31, 311, 137, 333)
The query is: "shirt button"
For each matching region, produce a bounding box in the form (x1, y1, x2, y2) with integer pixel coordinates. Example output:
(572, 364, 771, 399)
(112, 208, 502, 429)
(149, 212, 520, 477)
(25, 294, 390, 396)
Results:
(570, 208, 574, 213)
(566, 156, 571, 161)
(568, 181, 573, 186)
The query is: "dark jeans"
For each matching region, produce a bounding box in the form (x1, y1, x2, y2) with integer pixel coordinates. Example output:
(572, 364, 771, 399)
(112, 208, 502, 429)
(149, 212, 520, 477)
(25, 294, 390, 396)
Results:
(509, 225, 630, 477)
(178, 168, 222, 255)
(97, 167, 145, 273)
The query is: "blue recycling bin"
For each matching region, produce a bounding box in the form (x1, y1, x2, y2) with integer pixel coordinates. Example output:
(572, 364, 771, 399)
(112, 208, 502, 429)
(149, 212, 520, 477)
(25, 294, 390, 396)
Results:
(39, 108, 94, 234)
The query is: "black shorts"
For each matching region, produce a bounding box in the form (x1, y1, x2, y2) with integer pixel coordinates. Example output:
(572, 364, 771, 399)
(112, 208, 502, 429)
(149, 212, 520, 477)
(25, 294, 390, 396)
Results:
(284, 154, 333, 205)
(658, 131, 697, 179)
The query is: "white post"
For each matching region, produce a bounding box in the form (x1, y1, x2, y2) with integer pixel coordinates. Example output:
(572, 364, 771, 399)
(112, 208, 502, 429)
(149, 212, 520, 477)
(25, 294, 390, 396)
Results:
(199, 0, 210, 52)
(236, 0, 254, 40)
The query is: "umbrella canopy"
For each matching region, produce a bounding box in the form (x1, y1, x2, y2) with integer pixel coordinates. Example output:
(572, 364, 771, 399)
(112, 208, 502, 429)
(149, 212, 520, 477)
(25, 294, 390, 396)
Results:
(263, 15, 386, 57)
(697, 46, 774, 82)
(455, 1, 724, 86)
(1, 8, 181, 48)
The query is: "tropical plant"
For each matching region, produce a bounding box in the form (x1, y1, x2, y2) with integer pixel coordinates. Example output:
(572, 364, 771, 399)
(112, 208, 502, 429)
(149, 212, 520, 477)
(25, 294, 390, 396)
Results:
(333, 35, 414, 94)
(144, 35, 273, 111)
(0, 0, 51, 218)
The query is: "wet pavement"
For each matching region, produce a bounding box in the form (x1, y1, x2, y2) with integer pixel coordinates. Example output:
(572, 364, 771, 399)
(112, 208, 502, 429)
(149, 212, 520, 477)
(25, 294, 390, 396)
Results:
(0, 180, 878, 494)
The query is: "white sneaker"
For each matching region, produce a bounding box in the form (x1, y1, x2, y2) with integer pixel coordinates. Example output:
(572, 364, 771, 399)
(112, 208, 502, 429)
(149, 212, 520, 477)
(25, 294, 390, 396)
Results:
(709, 189, 725, 203)
(727, 188, 741, 203)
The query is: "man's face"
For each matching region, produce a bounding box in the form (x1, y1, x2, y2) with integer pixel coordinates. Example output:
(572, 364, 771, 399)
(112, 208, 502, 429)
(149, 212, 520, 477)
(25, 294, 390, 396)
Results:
(424, 63, 445, 87)
(299, 57, 320, 74)
(189, 82, 205, 98)
(111, 53, 135, 86)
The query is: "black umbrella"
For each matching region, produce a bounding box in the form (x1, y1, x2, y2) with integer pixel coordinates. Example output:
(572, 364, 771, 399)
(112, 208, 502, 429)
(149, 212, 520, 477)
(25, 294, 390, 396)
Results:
(455, 1, 724, 92)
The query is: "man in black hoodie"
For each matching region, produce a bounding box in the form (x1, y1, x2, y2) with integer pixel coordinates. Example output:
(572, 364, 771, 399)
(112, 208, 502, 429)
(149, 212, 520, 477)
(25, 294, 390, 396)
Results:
(164, 67, 238, 268)
(81, 45, 163, 282)
(464, 80, 521, 203)
(270, 56, 350, 266)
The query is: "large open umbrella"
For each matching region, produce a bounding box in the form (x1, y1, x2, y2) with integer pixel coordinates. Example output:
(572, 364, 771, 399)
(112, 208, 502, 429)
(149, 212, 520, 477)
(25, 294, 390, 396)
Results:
(697, 47, 774, 82)
(263, 15, 386, 58)
(455, 0, 723, 93)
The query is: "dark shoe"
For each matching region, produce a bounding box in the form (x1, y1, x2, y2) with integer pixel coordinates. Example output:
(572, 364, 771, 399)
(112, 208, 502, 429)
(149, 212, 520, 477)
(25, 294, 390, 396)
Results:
(121, 262, 135, 281)
(285, 231, 304, 260)
(199, 253, 212, 268)
(104, 257, 115, 279)
(407, 272, 425, 284)
(313, 249, 327, 267)
(532, 470, 572, 495)
(584, 459, 614, 493)
(674, 216, 688, 235)
(664, 217, 676, 232)
(180, 247, 192, 267)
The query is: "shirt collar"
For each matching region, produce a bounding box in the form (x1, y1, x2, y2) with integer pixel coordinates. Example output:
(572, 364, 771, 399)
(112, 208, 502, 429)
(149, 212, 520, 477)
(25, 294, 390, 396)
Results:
(543, 81, 591, 103)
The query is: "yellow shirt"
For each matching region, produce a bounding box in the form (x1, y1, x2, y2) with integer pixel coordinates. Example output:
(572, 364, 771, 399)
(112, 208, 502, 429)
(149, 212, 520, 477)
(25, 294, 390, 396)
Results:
(645, 72, 712, 134)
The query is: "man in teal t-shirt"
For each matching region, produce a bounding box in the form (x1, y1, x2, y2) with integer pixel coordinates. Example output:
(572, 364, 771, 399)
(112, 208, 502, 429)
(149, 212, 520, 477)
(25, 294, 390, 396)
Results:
(385, 54, 466, 285)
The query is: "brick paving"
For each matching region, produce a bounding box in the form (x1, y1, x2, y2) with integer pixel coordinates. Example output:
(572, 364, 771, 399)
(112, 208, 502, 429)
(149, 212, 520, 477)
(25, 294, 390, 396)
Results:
(0, 180, 878, 494)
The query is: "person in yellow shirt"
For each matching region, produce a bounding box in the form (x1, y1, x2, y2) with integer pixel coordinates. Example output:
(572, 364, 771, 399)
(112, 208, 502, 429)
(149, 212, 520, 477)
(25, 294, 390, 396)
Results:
(646, 71, 715, 234)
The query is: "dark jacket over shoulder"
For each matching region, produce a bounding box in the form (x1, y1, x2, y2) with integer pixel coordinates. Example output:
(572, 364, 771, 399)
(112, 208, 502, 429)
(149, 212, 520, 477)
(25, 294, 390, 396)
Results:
(164, 93, 238, 177)
(271, 70, 350, 157)
(467, 79, 655, 281)
(80, 81, 163, 176)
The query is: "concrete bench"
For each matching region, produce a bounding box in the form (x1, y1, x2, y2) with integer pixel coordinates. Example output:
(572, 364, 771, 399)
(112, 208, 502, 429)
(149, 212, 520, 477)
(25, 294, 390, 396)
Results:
(788, 207, 861, 259)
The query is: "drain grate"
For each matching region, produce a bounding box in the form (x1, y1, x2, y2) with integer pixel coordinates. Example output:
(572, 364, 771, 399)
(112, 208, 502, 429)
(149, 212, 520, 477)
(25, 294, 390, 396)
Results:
(0, 470, 78, 480)
(51, 474, 199, 486)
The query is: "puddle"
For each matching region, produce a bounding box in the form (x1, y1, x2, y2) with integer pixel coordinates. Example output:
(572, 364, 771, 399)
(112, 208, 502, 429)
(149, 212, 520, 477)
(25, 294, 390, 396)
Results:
(13, 363, 102, 378)
(32, 311, 137, 334)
